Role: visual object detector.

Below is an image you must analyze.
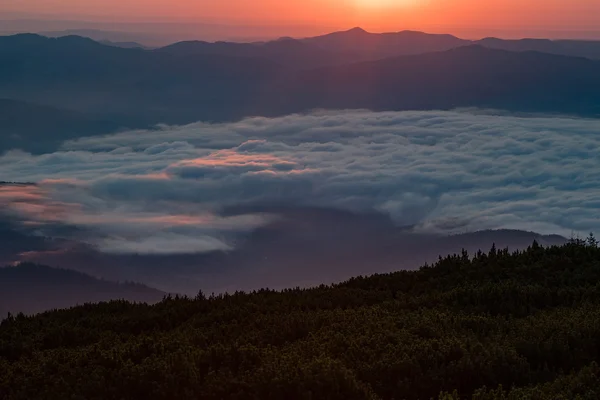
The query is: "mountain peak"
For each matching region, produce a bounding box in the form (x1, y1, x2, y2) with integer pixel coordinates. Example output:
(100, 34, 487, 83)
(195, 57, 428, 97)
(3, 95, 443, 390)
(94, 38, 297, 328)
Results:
(346, 27, 369, 34)
(275, 36, 295, 42)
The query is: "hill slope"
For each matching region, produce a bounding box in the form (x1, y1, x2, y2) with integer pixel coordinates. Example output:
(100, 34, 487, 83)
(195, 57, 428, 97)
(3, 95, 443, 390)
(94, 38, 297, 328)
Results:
(0, 98, 123, 153)
(0, 264, 165, 316)
(0, 34, 283, 125)
(260, 45, 600, 117)
(476, 37, 600, 60)
(2, 241, 600, 399)
(156, 37, 359, 70)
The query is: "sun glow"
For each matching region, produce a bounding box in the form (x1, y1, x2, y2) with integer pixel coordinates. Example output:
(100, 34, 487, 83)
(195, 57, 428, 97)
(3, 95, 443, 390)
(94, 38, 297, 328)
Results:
(354, 0, 428, 10)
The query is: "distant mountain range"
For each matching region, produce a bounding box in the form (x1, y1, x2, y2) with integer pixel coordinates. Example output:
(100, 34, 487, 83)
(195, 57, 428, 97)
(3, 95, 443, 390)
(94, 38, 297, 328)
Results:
(1, 28, 600, 153)
(0, 19, 340, 45)
(156, 36, 358, 70)
(0, 263, 165, 317)
(154, 27, 600, 69)
(37, 29, 153, 49)
(476, 37, 600, 60)
(261, 45, 600, 117)
(302, 27, 471, 59)
(35, 27, 600, 61)
(157, 28, 472, 69)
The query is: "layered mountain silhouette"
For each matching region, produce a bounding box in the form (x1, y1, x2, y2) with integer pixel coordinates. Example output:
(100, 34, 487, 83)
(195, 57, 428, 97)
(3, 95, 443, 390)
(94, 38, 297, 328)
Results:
(157, 28, 600, 63)
(157, 28, 471, 68)
(157, 37, 359, 69)
(0, 263, 165, 317)
(1, 29, 600, 153)
(39, 27, 600, 61)
(0, 33, 283, 143)
(260, 45, 600, 116)
(302, 27, 471, 59)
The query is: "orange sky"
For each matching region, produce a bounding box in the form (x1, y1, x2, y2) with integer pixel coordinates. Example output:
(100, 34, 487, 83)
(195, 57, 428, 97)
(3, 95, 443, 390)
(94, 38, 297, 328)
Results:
(2, 0, 600, 34)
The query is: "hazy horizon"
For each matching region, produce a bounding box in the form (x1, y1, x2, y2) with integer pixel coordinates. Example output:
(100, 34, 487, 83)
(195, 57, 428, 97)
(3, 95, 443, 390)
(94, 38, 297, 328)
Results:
(3, 5, 600, 44)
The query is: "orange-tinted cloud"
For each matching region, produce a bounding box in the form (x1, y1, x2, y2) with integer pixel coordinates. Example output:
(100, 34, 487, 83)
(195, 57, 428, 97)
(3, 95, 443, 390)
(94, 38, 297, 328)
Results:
(0, 184, 75, 223)
(172, 149, 295, 169)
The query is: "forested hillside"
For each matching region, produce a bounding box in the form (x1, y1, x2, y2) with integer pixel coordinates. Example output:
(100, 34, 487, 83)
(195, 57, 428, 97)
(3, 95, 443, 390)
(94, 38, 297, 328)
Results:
(2, 239, 600, 399)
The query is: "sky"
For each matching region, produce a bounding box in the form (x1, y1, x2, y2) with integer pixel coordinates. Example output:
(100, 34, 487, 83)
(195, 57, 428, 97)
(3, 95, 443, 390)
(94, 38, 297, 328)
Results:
(2, 0, 600, 38)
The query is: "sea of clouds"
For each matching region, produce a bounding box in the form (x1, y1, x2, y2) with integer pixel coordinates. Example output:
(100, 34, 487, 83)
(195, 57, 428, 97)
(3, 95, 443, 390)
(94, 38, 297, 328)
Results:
(2, 109, 599, 255)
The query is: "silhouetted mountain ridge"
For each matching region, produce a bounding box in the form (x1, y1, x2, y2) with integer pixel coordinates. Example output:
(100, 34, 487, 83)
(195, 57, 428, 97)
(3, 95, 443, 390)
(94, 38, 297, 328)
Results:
(301, 27, 470, 59)
(1, 32, 600, 153)
(156, 27, 600, 63)
(0, 34, 284, 139)
(157, 37, 358, 69)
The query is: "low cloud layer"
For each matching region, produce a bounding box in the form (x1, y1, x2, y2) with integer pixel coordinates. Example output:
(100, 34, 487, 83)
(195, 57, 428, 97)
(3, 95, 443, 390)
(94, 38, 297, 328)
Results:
(2, 110, 599, 254)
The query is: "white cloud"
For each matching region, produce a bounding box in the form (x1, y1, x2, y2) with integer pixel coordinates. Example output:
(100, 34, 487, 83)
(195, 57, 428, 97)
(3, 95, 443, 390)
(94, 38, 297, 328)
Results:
(96, 234, 232, 255)
(2, 109, 600, 253)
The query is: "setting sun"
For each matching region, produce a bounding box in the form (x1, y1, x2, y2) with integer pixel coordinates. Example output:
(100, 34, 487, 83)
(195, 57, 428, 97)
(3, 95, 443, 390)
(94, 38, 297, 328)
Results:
(2, 0, 600, 39)
(354, 0, 428, 9)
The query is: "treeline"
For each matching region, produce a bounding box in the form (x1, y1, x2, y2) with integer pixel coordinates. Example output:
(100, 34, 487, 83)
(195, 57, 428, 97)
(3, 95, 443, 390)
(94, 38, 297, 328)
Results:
(1, 238, 600, 399)
(0, 181, 35, 185)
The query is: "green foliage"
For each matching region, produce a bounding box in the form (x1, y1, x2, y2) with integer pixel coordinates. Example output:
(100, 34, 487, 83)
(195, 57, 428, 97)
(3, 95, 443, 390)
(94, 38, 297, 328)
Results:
(2, 241, 600, 399)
